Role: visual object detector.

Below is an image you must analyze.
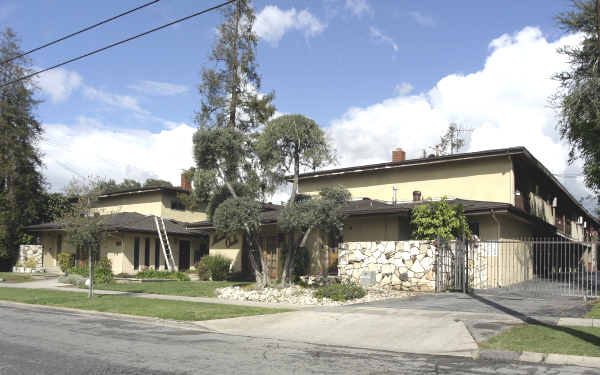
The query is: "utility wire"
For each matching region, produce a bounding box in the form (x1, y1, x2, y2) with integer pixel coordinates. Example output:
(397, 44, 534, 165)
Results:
(0, 0, 237, 88)
(0, 0, 161, 65)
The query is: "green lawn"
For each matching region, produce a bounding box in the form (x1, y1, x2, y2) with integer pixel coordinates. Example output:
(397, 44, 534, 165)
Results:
(481, 324, 600, 357)
(0, 272, 34, 283)
(93, 281, 249, 298)
(585, 299, 600, 319)
(0, 287, 289, 321)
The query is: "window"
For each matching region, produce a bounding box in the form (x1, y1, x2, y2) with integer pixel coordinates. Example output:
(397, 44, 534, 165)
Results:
(155, 238, 160, 269)
(133, 237, 140, 270)
(57, 235, 62, 254)
(170, 199, 185, 211)
(144, 238, 150, 267)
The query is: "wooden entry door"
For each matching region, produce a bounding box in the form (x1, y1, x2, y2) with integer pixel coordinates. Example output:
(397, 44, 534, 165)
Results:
(179, 240, 190, 271)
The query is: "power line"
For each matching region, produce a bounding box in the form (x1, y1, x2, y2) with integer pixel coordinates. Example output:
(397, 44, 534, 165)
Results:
(0, 0, 237, 88)
(0, 0, 161, 66)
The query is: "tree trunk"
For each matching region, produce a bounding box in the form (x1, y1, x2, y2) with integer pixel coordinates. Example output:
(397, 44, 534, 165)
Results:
(597, 0, 600, 72)
(279, 233, 295, 286)
(216, 164, 269, 287)
(280, 145, 301, 286)
(227, 1, 241, 129)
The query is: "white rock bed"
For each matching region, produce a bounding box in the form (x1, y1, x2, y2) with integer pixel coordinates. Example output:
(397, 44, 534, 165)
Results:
(216, 285, 412, 306)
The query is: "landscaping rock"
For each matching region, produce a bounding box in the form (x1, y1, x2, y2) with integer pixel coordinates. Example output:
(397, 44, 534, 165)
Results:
(216, 285, 411, 306)
(338, 241, 440, 291)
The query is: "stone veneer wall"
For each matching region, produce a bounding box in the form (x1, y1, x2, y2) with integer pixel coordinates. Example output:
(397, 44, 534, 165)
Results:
(338, 241, 438, 291)
(18, 244, 43, 269)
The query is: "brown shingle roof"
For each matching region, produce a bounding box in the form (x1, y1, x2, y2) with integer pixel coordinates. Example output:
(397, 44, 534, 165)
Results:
(26, 212, 206, 237)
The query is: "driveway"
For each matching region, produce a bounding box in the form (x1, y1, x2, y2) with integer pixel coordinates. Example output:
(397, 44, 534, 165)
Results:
(350, 292, 591, 318)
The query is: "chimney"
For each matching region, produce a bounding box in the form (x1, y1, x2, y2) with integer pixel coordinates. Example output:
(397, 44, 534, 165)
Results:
(181, 173, 192, 191)
(392, 148, 406, 162)
(413, 190, 422, 202)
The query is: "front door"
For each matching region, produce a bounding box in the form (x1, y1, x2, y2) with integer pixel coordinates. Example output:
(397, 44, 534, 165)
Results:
(179, 240, 190, 271)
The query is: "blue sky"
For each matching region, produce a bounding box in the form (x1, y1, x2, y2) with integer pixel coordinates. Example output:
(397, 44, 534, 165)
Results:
(1, 0, 593, 208)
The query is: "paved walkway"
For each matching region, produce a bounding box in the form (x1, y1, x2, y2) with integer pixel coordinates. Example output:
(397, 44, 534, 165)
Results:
(0, 278, 305, 310)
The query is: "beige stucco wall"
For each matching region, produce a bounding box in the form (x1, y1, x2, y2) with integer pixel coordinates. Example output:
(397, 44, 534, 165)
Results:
(39, 231, 204, 275)
(208, 233, 243, 272)
(299, 157, 514, 204)
(343, 216, 410, 242)
(94, 191, 207, 223)
(94, 192, 164, 217)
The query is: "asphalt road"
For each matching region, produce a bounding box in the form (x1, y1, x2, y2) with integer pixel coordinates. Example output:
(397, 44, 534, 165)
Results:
(0, 303, 597, 375)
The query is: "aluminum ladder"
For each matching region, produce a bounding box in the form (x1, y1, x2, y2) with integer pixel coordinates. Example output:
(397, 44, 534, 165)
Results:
(154, 216, 177, 271)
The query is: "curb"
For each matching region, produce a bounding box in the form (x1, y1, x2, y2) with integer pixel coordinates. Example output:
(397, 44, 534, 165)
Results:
(476, 349, 600, 368)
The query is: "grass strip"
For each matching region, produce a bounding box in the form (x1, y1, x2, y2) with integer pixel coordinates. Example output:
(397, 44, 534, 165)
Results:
(585, 299, 600, 319)
(480, 324, 600, 357)
(0, 287, 290, 321)
(93, 281, 249, 297)
(0, 272, 33, 283)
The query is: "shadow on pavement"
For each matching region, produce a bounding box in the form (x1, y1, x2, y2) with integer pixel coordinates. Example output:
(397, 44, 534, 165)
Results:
(469, 292, 600, 347)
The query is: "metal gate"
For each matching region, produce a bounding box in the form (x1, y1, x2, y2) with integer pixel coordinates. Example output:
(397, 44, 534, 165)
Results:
(435, 238, 599, 298)
(435, 239, 468, 293)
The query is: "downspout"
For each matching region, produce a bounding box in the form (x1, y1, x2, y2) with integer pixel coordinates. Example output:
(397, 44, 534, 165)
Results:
(491, 209, 501, 240)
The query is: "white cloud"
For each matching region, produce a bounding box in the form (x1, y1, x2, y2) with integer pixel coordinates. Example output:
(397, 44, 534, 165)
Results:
(394, 82, 413, 96)
(327, 27, 593, 208)
(369, 26, 398, 52)
(35, 68, 82, 103)
(345, 0, 372, 17)
(255, 6, 326, 45)
(41, 118, 196, 191)
(409, 11, 435, 28)
(128, 80, 189, 96)
(82, 86, 146, 114)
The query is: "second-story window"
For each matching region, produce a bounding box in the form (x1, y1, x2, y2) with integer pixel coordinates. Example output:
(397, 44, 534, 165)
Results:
(171, 199, 185, 211)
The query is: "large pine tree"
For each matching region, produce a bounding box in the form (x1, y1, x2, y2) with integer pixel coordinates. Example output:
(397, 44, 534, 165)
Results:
(192, 0, 275, 286)
(554, 1, 600, 199)
(0, 28, 45, 270)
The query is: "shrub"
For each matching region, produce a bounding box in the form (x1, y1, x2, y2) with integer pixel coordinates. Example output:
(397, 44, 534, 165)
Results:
(24, 257, 38, 269)
(135, 269, 190, 281)
(199, 254, 230, 281)
(94, 257, 113, 284)
(57, 253, 74, 272)
(314, 282, 366, 301)
(67, 265, 88, 277)
(195, 261, 210, 281)
(58, 273, 86, 287)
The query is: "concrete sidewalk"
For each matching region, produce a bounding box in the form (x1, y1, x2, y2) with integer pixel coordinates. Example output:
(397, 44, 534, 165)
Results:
(0, 278, 305, 310)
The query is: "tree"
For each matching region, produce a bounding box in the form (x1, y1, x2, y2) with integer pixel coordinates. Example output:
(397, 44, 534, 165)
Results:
(143, 178, 173, 188)
(192, 0, 275, 287)
(277, 186, 350, 285)
(436, 123, 465, 156)
(61, 177, 109, 297)
(553, 0, 600, 197)
(256, 114, 340, 285)
(0, 28, 45, 271)
(39, 192, 75, 223)
(410, 198, 471, 240)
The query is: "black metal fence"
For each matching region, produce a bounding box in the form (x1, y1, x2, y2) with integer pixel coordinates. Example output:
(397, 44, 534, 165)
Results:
(435, 238, 599, 298)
